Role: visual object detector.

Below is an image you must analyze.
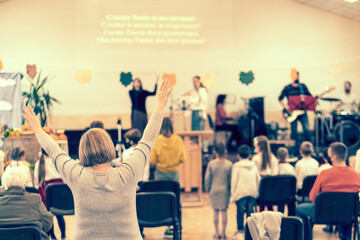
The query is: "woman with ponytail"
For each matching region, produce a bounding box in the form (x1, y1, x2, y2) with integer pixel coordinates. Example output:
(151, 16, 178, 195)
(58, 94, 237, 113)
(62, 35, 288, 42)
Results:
(34, 149, 66, 240)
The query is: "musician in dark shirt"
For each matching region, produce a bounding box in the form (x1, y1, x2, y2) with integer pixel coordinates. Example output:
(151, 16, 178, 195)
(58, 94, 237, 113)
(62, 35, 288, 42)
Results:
(279, 69, 312, 151)
(129, 77, 158, 133)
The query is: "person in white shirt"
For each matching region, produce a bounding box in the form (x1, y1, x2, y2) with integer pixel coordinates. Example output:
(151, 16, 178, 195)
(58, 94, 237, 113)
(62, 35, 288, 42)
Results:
(230, 144, 260, 239)
(295, 141, 319, 190)
(337, 81, 359, 113)
(252, 135, 278, 212)
(7, 146, 32, 187)
(276, 147, 295, 176)
(252, 136, 278, 177)
(184, 75, 208, 130)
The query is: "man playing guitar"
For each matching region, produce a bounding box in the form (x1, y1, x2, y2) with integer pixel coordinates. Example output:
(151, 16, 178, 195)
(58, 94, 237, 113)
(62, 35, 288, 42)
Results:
(279, 68, 312, 152)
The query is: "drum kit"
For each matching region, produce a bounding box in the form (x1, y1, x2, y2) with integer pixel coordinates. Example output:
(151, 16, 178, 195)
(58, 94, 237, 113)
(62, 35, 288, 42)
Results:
(315, 97, 360, 151)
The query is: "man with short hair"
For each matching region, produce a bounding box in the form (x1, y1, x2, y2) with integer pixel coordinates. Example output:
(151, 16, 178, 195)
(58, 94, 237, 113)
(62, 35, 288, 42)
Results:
(337, 81, 359, 112)
(296, 142, 360, 240)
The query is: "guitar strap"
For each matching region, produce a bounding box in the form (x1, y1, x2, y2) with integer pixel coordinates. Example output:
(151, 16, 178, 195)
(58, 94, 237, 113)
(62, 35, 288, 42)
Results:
(299, 83, 305, 110)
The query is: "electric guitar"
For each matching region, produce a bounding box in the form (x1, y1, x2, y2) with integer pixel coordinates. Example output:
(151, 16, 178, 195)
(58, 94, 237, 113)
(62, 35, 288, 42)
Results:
(283, 86, 335, 123)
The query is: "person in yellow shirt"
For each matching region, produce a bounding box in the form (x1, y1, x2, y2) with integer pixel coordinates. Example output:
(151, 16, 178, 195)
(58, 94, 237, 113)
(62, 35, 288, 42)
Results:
(150, 117, 187, 182)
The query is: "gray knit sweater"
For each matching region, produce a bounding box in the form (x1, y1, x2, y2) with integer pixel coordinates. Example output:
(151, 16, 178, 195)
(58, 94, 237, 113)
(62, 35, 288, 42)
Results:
(38, 113, 163, 240)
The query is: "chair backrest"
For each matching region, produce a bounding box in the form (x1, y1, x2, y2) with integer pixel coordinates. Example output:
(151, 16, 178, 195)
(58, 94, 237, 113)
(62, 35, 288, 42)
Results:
(314, 192, 359, 225)
(245, 216, 303, 240)
(299, 175, 317, 199)
(136, 191, 177, 227)
(257, 175, 297, 205)
(140, 180, 180, 206)
(25, 187, 39, 194)
(0, 226, 41, 240)
(45, 183, 74, 215)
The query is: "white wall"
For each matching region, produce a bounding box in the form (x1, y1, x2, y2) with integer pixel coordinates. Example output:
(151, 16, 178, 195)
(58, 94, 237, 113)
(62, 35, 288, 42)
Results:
(1, 0, 359, 129)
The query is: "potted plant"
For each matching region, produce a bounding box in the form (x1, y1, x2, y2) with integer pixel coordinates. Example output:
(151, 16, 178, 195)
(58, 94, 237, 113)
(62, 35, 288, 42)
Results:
(22, 64, 60, 126)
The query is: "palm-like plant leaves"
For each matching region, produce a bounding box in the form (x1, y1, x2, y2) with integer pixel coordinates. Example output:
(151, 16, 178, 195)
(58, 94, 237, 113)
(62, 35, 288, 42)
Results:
(22, 71, 60, 126)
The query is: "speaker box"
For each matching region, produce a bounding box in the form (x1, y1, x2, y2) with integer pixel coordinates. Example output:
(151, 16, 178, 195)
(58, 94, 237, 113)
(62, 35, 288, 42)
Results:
(248, 97, 267, 137)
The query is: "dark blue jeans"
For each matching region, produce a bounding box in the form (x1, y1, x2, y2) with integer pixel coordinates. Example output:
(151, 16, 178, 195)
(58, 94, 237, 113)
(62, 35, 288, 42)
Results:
(235, 196, 256, 231)
(291, 113, 311, 151)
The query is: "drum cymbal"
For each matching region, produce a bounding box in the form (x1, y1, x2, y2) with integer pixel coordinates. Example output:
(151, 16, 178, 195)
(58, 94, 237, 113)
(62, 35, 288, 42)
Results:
(321, 97, 341, 102)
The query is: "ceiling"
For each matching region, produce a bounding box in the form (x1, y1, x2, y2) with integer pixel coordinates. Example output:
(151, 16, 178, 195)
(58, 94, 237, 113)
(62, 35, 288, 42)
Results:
(292, 0, 360, 22)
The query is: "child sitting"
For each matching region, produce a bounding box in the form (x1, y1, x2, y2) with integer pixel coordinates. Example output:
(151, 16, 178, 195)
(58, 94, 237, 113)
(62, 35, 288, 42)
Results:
(295, 141, 319, 190)
(277, 147, 295, 175)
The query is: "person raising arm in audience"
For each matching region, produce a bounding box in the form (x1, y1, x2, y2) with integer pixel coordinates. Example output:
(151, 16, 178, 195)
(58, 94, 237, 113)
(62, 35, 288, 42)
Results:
(22, 80, 173, 240)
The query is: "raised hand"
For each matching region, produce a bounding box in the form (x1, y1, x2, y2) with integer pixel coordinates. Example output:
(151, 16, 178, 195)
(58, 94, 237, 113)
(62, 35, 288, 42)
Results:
(22, 106, 44, 135)
(155, 79, 173, 114)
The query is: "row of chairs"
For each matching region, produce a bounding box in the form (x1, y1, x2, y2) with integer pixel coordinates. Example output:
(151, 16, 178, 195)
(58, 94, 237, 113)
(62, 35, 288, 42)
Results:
(245, 192, 360, 240)
(254, 174, 318, 214)
(0, 184, 74, 240)
(2, 183, 359, 240)
(1, 182, 182, 240)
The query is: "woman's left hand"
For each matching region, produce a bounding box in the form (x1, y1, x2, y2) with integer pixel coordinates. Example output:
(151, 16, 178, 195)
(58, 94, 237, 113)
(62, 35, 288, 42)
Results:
(22, 106, 43, 135)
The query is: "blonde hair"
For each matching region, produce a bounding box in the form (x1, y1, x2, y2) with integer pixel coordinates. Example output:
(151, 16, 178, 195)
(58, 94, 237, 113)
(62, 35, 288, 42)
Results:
(300, 141, 313, 156)
(2, 167, 28, 190)
(79, 128, 116, 167)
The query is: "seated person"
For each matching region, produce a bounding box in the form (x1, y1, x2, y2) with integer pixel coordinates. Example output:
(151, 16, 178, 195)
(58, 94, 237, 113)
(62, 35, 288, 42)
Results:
(122, 129, 149, 182)
(90, 120, 104, 129)
(215, 94, 241, 151)
(0, 167, 53, 240)
(295, 142, 319, 190)
(277, 147, 295, 175)
(7, 147, 33, 187)
(317, 150, 332, 173)
(296, 142, 360, 240)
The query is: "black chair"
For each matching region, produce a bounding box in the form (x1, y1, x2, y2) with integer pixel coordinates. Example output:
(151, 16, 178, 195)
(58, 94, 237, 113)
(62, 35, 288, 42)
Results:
(297, 175, 317, 203)
(0, 226, 41, 240)
(25, 187, 39, 194)
(308, 192, 359, 240)
(136, 192, 180, 240)
(245, 216, 303, 240)
(45, 183, 74, 215)
(140, 181, 182, 232)
(256, 175, 297, 215)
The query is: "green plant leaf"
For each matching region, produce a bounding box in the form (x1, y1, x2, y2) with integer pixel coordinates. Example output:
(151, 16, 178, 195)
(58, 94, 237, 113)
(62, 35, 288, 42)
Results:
(239, 71, 255, 86)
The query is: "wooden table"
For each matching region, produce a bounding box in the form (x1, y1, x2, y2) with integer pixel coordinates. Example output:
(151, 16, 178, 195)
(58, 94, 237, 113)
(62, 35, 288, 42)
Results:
(176, 130, 213, 206)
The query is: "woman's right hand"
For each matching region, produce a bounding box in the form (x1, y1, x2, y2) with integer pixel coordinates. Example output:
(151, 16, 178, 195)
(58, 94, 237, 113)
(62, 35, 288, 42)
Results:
(22, 106, 44, 136)
(155, 80, 173, 114)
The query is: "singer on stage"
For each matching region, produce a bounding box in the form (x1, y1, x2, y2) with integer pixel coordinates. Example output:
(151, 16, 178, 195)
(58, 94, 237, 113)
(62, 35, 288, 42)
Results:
(129, 76, 158, 133)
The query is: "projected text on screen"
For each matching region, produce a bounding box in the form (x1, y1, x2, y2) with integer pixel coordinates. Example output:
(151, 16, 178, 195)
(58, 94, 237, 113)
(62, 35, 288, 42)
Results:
(97, 14, 205, 45)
